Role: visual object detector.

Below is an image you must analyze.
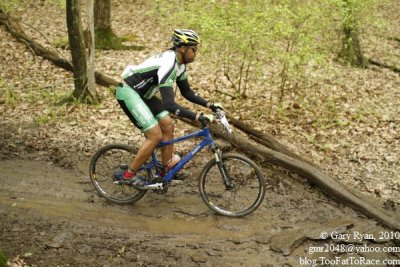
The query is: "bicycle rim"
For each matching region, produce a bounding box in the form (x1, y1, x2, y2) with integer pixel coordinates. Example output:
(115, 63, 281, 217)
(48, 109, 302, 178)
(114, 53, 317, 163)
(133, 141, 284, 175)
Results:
(89, 144, 147, 204)
(199, 153, 265, 217)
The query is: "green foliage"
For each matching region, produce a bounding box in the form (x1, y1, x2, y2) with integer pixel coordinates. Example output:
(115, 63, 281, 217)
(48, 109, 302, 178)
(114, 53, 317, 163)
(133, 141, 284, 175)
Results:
(333, 0, 379, 30)
(107, 86, 116, 96)
(94, 28, 124, 50)
(0, 0, 21, 12)
(333, 0, 379, 67)
(35, 112, 56, 126)
(0, 81, 75, 125)
(44, 0, 66, 9)
(151, 0, 335, 99)
(150, 0, 380, 101)
(0, 250, 6, 267)
(3, 88, 18, 105)
(53, 36, 70, 49)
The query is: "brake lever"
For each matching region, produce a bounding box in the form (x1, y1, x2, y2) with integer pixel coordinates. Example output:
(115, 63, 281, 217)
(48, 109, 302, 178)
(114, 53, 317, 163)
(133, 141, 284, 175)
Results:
(215, 110, 233, 134)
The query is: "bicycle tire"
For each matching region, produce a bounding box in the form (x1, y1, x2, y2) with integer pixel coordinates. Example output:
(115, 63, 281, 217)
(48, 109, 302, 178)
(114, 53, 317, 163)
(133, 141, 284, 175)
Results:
(89, 144, 147, 204)
(199, 153, 265, 217)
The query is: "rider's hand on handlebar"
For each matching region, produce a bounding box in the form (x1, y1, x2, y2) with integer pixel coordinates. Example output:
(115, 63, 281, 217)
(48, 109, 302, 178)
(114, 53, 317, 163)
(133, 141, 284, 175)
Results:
(197, 113, 214, 125)
(208, 101, 224, 113)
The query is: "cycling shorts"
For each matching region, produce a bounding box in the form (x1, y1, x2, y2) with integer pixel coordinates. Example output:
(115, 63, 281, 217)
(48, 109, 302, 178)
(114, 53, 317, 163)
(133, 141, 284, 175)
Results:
(116, 84, 169, 132)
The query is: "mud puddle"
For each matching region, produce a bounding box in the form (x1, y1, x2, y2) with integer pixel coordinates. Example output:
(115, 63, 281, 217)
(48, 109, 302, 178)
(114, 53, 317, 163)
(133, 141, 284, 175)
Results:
(1, 159, 399, 266)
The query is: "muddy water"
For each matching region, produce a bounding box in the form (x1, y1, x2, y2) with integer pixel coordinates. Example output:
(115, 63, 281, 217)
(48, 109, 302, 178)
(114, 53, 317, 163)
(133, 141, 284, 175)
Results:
(1, 160, 399, 266)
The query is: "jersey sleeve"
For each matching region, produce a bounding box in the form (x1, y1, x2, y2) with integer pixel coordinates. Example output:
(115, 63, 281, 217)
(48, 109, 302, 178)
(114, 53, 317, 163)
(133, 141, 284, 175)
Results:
(160, 86, 197, 120)
(176, 78, 208, 107)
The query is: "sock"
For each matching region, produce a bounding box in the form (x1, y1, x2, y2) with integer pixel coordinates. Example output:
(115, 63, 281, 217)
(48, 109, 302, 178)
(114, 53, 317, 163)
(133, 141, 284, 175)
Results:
(123, 169, 135, 179)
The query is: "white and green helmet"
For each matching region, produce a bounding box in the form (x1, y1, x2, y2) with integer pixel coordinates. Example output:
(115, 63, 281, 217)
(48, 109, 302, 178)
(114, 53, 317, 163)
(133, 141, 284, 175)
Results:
(172, 29, 200, 47)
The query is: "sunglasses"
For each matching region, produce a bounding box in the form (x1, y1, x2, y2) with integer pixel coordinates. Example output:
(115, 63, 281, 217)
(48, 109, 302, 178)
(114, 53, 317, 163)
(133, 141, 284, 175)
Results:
(188, 46, 198, 54)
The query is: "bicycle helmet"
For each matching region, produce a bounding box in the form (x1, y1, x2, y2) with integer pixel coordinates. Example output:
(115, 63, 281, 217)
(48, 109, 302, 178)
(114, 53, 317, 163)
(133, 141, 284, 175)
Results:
(172, 29, 200, 47)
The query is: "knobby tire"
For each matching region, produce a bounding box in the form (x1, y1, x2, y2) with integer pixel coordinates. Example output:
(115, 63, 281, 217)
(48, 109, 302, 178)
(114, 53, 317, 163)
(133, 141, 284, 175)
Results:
(89, 144, 147, 204)
(199, 153, 265, 217)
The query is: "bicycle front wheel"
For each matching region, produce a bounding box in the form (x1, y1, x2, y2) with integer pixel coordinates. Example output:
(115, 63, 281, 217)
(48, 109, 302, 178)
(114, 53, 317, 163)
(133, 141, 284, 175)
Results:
(89, 144, 147, 204)
(199, 153, 265, 217)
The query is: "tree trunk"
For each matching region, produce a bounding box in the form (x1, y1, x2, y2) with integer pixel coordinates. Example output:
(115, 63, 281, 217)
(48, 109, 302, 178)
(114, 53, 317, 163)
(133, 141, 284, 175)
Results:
(2, 11, 399, 230)
(338, 0, 366, 67)
(86, 0, 96, 94)
(94, 0, 111, 29)
(66, 0, 99, 103)
(93, 0, 121, 50)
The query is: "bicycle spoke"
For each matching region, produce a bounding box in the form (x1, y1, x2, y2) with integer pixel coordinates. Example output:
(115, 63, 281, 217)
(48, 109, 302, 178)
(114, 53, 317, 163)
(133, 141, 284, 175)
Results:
(89, 144, 147, 204)
(199, 153, 265, 217)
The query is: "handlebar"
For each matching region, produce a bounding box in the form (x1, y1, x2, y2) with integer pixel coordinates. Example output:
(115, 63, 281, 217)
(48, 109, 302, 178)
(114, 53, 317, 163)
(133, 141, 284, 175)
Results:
(213, 109, 233, 134)
(198, 109, 233, 134)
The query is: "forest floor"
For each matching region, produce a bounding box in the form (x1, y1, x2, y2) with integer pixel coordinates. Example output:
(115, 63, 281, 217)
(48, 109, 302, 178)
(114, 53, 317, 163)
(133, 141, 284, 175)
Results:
(0, 0, 399, 266)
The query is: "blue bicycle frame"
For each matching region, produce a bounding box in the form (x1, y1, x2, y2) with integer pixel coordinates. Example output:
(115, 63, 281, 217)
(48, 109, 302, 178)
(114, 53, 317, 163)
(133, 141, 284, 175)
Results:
(143, 127, 216, 184)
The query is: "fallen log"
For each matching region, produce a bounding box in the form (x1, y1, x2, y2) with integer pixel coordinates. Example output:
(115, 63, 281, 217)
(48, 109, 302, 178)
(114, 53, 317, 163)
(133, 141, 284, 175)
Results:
(226, 115, 321, 169)
(0, 10, 118, 87)
(1, 10, 399, 230)
(368, 58, 400, 73)
(388, 36, 400, 43)
(210, 125, 400, 230)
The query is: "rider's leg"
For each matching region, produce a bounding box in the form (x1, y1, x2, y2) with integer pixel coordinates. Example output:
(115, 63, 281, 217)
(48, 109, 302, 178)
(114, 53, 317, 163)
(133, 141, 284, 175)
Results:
(129, 124, 162, 172)
(158, 115, 175, 165)
(144, 97, 175, 165)
(158, 115, 187, 180)
(116, 84, 161, 179)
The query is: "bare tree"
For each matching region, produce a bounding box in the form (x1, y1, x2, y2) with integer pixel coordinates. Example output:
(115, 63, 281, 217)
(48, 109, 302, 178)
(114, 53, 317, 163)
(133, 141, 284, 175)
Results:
(87, 0, 96, 93)
(66, 0, 99, 103)
(93, 0, 120, 49)
(93, 0, 143, 50)
(94, 0, 111, 30)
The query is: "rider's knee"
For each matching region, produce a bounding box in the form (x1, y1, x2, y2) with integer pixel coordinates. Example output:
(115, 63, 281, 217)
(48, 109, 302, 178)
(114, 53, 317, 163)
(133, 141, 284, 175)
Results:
(146, 126, 163, 143)
(160, 118, 175, 135)
(165, 121, 175, 135)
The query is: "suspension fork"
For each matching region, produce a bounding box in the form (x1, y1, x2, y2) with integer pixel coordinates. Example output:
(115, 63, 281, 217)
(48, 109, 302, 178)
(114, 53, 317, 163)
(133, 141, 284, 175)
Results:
(213, 147, 234, 189)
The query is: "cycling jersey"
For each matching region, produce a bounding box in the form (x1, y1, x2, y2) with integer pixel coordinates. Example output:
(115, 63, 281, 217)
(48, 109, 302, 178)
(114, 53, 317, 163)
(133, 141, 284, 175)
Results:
(121, 50, 208, 120)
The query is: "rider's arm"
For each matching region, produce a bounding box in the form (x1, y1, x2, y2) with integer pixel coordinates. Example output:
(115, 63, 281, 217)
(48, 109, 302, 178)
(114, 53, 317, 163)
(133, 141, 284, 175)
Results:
(159, 86, 197, 120)
(176, 78, 208, 107)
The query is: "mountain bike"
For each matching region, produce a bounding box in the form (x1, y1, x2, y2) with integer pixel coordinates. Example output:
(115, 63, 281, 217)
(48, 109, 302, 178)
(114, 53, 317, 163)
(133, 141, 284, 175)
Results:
(89, 110, 265, 217)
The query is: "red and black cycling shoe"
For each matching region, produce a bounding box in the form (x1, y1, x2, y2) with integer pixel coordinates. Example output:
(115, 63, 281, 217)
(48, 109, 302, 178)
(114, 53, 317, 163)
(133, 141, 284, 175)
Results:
(114, 170, 146, 189)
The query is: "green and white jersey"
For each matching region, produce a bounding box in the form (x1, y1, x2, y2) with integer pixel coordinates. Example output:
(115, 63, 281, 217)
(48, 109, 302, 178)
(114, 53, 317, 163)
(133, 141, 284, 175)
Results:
(122, 50, 187, 99)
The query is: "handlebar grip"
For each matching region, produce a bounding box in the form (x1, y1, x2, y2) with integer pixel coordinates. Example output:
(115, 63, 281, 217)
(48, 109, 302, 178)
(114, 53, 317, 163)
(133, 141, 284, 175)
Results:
(200, 120, 208, 128)
(198, 114, 211, 128)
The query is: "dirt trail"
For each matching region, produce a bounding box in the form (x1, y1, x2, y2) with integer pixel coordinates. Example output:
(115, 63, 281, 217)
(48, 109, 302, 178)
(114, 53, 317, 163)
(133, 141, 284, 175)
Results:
(1, 158, 398, 266)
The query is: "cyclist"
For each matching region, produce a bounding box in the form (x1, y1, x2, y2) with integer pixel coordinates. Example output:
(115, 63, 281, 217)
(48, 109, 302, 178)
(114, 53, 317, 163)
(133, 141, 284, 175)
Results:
(115, 29, 223, 188)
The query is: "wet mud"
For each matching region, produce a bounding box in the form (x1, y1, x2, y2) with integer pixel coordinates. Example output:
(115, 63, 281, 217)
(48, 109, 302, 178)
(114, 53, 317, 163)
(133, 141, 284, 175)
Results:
(0, 159, 399, 266)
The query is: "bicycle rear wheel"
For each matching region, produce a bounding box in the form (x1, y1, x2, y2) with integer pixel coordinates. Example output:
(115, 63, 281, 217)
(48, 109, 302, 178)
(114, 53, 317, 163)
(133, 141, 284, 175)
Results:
(89, 144, 147, 204)
(199, 153, 265, 217)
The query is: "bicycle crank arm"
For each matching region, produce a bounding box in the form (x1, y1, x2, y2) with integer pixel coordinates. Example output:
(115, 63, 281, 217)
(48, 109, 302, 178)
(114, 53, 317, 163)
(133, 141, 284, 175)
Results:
(142, 183, 164, 190)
